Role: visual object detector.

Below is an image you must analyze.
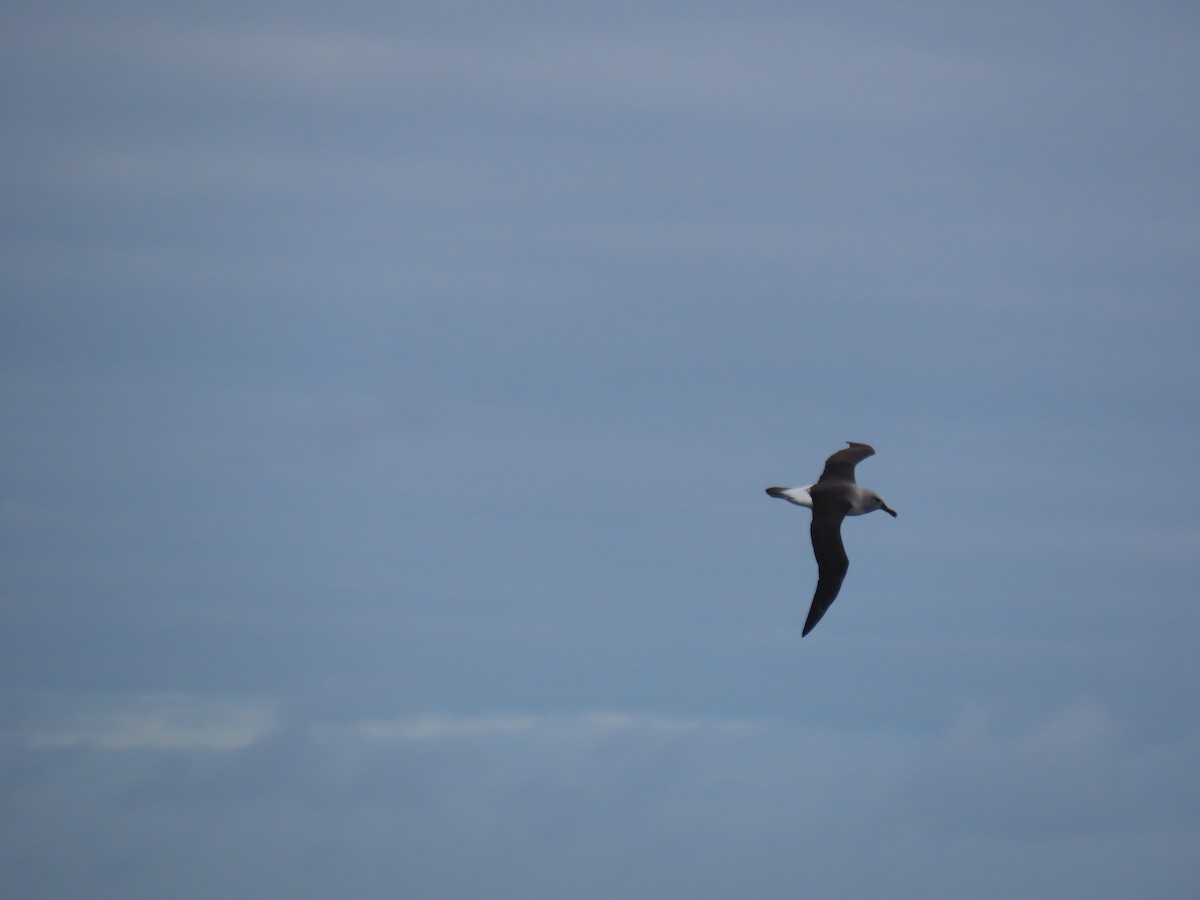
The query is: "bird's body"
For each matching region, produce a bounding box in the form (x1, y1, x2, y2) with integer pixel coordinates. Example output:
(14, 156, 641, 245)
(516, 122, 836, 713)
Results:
(766, 442, 896, 636)
(765, 483, 890, 516)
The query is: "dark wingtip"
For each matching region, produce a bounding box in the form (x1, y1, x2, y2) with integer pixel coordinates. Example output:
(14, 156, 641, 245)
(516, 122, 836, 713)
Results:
(766, 487, 787, 498)
(801, 604, 824, 636)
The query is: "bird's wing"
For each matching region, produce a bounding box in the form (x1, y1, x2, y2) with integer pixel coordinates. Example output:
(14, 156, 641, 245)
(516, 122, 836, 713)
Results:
(816, 442, 875, 484)
(803, 499, 851, 636)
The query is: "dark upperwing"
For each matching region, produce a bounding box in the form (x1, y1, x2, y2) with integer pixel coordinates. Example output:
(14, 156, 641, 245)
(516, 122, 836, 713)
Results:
(816, 442, 876, 485)
(802, 493, 852, 636)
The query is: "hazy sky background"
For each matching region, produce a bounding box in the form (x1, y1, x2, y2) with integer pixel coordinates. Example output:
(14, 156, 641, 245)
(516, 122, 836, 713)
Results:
(3, 1, 1199, 897)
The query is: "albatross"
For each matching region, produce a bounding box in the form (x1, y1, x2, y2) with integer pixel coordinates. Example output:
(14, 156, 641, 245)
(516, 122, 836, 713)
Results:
(766, 442, 897, 636)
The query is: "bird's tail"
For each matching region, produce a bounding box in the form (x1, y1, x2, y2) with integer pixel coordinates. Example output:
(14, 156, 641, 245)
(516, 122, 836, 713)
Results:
(765, 487, 789, 499)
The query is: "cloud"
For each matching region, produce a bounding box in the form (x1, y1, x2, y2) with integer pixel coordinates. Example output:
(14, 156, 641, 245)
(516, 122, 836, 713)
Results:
(2, 698, 1197, 899)
(12, 693, 277, 750)
(900, 699, 1200, 839)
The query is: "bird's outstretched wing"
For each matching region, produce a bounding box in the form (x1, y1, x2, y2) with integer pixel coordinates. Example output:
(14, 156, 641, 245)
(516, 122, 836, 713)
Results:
(803, 496, 851, 636)
(817, 442, 875, 484)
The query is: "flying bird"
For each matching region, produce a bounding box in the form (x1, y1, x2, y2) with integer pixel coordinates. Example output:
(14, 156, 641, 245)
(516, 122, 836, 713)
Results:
(766, 442, 897, 636)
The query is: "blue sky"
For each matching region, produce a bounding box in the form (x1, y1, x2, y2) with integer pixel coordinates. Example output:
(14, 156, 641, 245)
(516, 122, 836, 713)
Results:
(2, 1, 1199, 897)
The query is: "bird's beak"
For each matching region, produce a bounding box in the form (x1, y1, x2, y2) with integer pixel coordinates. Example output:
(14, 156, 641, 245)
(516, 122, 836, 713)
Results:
(882, 503, 898, 517)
